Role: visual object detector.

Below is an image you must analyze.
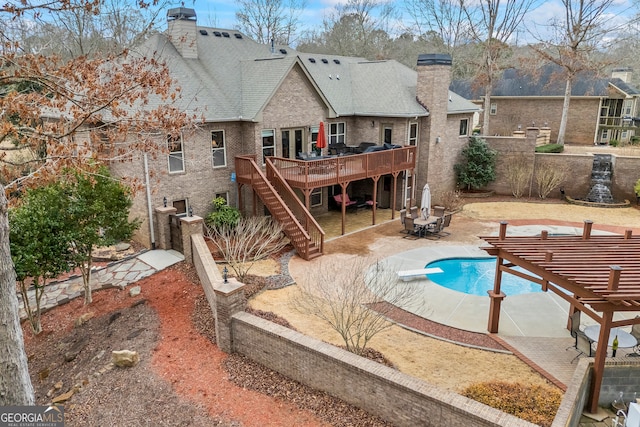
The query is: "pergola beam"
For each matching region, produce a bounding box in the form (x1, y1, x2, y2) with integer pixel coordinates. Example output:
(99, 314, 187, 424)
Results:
(481, 221, 640, 415)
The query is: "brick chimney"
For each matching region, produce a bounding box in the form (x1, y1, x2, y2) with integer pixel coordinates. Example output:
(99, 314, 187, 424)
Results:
(167, 7, 198, 59)
(416, 54, 452, 144)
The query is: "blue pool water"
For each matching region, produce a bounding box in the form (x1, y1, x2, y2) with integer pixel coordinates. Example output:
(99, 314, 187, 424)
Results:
(425, 257, 542, 296)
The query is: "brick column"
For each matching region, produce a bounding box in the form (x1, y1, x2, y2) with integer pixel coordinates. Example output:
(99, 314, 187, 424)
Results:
(540, 126, 551, 144)
(179, 215, 203, 264)
(155, 206, 177, 250)
(214, 278, 246, 353)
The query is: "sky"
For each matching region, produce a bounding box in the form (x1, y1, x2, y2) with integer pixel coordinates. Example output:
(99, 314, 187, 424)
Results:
(186, 0, 638, 38)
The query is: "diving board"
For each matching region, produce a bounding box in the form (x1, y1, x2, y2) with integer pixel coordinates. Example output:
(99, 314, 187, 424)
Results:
(397, 267, 443, 282)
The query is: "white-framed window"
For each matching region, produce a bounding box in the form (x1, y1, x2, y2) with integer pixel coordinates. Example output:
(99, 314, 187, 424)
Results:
(310, 125, 320, 155)
(408, 122, 418, 145)
(602, 129, 609, 140)
(262, 129, 275, 165)
(168, 134, 185, 173)
(310, 188, 322, 207)
(329, 122, 345, 144)
(624, 100, 633, 115)
(490, 103, 497, 115)
(459, 119, 468, 136)
(622, 130, 628, 139)
(211, 130, 226, 167)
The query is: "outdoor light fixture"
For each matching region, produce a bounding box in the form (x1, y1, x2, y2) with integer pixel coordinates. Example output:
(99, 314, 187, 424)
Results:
(223, 267, 228, 283)
(435, 136, 441, 143)
(188, 207, 193, 217)
(163, 196, 167, 207)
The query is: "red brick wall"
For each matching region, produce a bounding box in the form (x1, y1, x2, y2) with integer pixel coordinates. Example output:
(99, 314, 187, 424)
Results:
(478, 98, 600, 145)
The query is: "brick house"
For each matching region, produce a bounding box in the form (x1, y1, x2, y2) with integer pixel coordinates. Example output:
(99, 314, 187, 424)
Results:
(451, 66, 640, 145)
(112, 8, 478, 255)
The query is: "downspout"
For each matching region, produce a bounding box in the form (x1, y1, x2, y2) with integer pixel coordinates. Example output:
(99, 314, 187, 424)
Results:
(144, 153, 156, 249)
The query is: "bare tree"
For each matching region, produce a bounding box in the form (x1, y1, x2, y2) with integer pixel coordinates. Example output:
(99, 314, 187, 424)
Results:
(1, 0, 193, 405)
(504, 153, 533, 198)
(2, 0, 169, 59)
(404, 0, 467, 53)
(536, 163, 568, 199)
(235, 0, 308, 46)
(528, 0, 629, 145)
(321, 0, 397, 59)
(291, 257, 424, 356)
(459, 0, 537, 136)
(205, 216, 290, 281)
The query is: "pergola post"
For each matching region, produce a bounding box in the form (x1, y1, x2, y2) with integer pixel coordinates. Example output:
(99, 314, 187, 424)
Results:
(487, 254, 506, 333)
(588, 310, 614, 413)
(582, 219, 593, 240)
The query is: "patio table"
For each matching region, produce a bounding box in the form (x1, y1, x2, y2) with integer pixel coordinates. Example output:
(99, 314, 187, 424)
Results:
(413, 216, 439, 237)
(584, 325, 638, 348)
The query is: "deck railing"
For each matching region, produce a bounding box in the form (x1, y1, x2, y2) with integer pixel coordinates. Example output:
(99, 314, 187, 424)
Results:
(270, 146, 416, 190)
(235, 155, 323, 260)
(266, 159, 324, 256)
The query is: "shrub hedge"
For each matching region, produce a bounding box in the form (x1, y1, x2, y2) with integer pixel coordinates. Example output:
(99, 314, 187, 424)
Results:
(535, 144, 564, 153)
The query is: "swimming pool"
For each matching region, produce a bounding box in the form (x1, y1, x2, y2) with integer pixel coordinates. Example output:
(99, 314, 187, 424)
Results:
(425, 257, 542, 296)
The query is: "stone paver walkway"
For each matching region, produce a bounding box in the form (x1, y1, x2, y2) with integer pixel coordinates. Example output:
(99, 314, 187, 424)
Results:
(17, 249, 183, 319)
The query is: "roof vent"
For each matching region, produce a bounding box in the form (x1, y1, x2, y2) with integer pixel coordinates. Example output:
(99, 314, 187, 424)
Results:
(222, 32, 230, 37)
(199, 29, 208, 35)
(321, 58, 328, 63)
(213, 31, 222, 37)
(279, 48, 287, 54)
(234, 33, 243, 39)
(309, 58, 316, 63)
(333, 59, 341, 64)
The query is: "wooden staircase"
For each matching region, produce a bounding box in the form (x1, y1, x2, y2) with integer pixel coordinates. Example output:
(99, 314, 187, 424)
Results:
(235, 156, 324, 260)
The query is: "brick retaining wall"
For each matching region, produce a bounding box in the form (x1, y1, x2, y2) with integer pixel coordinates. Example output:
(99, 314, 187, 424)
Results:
(483, 138, 640, 202)
(231, 311, 537, 427)
(190, 234, 538, 426)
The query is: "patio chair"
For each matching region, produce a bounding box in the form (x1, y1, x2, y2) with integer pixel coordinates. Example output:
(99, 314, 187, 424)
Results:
(626, 321, 640, 357)
(438, 213, 452, 236)
(565, 311, 583, 350)
(410, 206, 419, 219)
(403, 216, 421, 238)
(399, 209, 406, 226)
(423, 217, 443, 239)
(571, 331, 594, 363)
(433, 205, 446, 218)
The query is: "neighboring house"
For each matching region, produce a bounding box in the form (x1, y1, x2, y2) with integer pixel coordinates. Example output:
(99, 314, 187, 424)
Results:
(111, 8, 478, 256)
(451, 65, 640, 145)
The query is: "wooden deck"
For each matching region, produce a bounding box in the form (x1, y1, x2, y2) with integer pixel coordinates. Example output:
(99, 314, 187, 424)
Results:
(268, 146, 416, 190)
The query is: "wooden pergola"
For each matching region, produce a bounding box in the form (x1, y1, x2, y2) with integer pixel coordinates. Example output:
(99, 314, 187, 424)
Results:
(481, 220, 640, 414)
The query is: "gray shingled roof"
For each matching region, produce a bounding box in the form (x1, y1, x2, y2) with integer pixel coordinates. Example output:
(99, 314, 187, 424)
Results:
(451, 65, 640, 100)
(135, 25, 477, 121)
